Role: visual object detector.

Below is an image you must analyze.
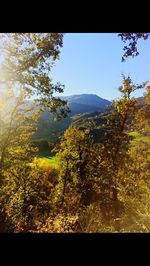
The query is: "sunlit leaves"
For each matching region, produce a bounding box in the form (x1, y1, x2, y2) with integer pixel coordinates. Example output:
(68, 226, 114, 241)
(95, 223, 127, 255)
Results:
(0, 87, 39, 170)
(0, 33, 69, 119)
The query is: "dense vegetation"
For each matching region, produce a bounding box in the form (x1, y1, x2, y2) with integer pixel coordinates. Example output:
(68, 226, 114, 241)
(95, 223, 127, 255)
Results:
(0, 33, 150, 232)
(32, 94, 111, 143)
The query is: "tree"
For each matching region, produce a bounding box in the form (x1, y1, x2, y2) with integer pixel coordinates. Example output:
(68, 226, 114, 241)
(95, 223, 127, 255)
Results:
(57, 125, 94, 211)
(0, 85, 40, 231)
(95, 75, 147, 231)
(0, 87, 38, 171)
(117, 139, 150, 232)
(0, 33, 69, 119)
(0, 161, 59, 232)
(0, 87, 60, 232)
(118, 33, 150, 61)
(0, 33, 69, 231)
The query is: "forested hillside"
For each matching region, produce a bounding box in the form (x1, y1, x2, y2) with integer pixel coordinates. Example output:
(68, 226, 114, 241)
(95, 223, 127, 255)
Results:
(33, 94, 111, 143)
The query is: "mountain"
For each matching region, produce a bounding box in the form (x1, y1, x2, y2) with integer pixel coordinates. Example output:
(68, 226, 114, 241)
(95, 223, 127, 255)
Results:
(61, 94, 111, 115)
(34, 94, 111, 142)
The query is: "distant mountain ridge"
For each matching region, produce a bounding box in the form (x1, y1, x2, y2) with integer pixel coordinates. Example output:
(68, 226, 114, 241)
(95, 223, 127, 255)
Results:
(34, 94, 111, 141)
(61, 94, 111, 115)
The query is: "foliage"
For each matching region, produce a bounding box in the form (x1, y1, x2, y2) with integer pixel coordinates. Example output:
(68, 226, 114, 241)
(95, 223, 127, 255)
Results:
(118, 140, 150, 232)
(0, 33, 69, 118)
(1, 33, 150, 233)
(56, 125, 95, 211)
(0, 87, 39, 171)
(35, 211, 78, 233)
(0, 163, 59, 232)
(118, 33, 150, 61)
(76, 204, 114, 232)
(88, 76, 148, 230)
(1, 74, 150, 233)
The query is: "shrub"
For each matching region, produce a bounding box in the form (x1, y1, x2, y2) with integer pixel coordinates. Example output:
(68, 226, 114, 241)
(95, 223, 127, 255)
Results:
(0, 162, 60, 232)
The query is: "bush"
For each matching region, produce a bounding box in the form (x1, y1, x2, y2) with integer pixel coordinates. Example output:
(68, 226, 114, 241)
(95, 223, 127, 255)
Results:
(76, 204, 114, 232)
(0, 163, 60, 232)
(35, 211, 78, 233)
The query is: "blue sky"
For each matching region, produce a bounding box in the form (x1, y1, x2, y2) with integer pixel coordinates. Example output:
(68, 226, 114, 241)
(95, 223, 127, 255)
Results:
(51, 33, 150, 101)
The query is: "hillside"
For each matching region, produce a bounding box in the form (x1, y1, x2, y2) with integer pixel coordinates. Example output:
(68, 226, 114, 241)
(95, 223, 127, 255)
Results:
(62, 94, 111, 114)
(34, 94, 111, 142)
(34, 95, 149, 143)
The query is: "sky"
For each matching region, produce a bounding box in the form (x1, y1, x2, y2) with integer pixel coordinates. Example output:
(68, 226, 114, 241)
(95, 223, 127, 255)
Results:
(51, 33, 150, 101)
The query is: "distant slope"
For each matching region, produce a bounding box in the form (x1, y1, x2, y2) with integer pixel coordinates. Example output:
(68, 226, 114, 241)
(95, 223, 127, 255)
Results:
(62, 94, 111, 114)
(34, 94, 111, 141)
(69, 102, 103, 115)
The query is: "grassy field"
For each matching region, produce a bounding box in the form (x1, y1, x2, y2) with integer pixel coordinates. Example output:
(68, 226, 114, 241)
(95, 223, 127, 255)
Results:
(34, 156, 61, 169)
(129, 131, 149, 143)
(31, 149, 61, 170)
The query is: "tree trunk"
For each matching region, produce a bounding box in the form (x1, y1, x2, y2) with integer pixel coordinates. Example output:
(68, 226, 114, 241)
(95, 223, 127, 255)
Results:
(61, 160, 69, 208)
(112, 187, 120, 232)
